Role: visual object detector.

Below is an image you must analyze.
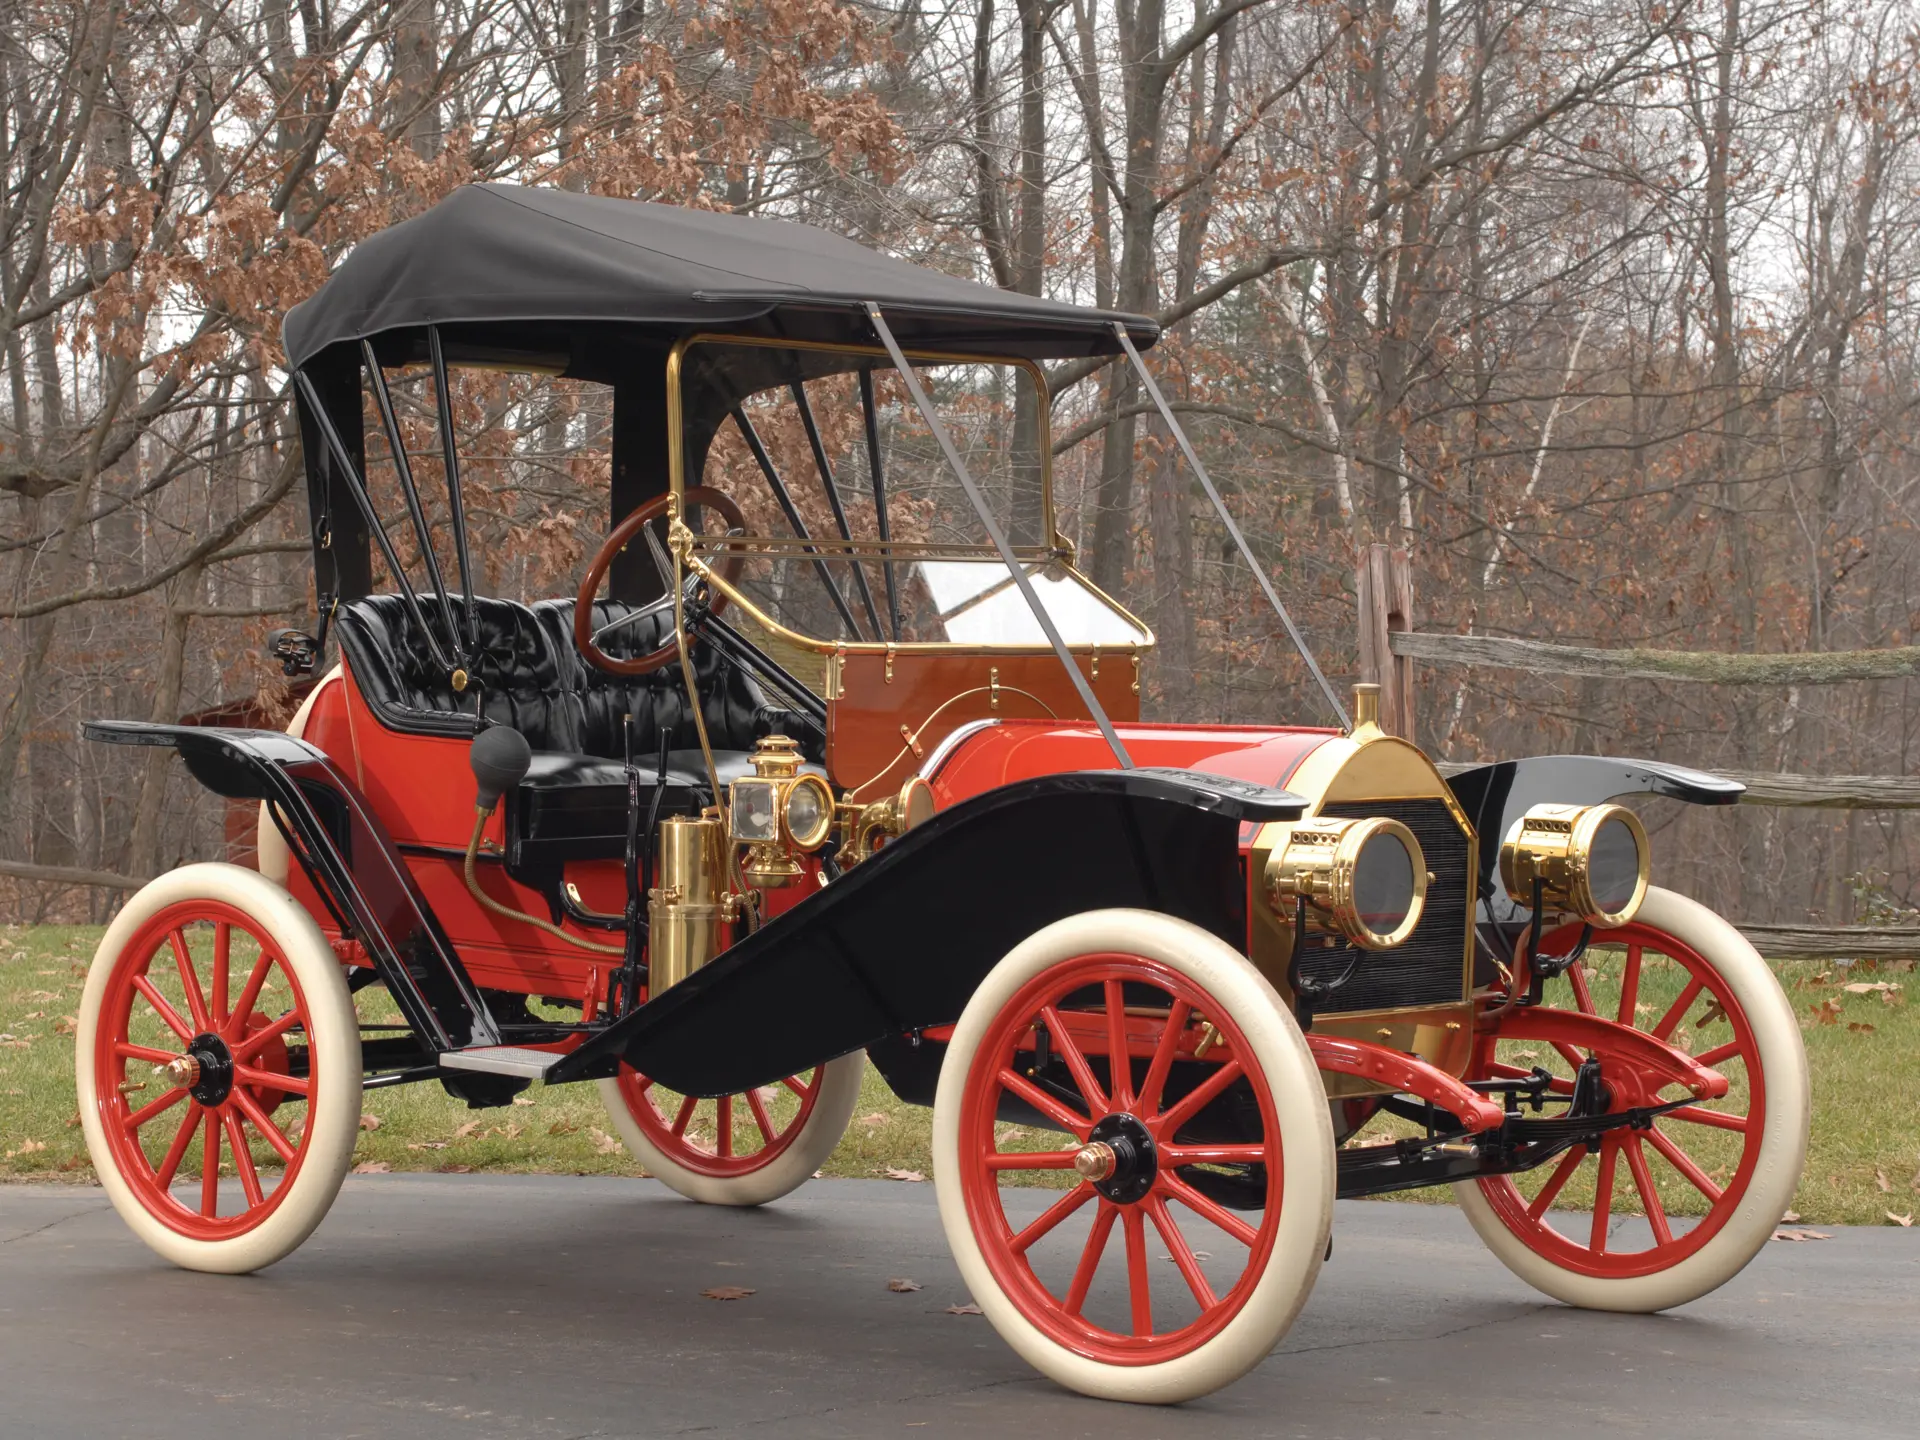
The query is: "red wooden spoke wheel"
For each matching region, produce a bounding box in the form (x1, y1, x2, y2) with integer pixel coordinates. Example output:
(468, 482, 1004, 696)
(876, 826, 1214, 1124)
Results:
(935, 909, 1332, 1404)
(598, 1048, 864, 1206)
(76, 864, 361, 1274)
(1458, 886, 1808, 1311)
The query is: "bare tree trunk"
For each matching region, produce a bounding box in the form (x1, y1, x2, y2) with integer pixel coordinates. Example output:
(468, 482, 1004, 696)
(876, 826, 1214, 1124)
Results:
(127, 560, 204, 878)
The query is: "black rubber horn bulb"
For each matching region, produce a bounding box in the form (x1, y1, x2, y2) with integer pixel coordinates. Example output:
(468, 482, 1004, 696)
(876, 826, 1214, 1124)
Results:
(471, 725, 532, 813)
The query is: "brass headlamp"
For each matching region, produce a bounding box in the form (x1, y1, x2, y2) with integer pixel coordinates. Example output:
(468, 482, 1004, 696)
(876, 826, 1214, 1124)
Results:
(1499, 802, 1649, 928)
(1264, 815, 1428, 950)
(730, 735, 836, 888)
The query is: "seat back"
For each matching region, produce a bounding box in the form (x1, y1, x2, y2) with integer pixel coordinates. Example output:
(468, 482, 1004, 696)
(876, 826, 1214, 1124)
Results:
(333, 595, 583, 751)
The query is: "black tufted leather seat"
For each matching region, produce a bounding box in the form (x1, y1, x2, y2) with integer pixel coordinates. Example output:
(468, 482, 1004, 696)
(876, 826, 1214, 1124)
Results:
(333, 594, 809, 878)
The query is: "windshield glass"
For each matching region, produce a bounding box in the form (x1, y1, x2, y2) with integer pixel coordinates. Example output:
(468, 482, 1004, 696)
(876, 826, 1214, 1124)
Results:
(680, 340, 1148, 650)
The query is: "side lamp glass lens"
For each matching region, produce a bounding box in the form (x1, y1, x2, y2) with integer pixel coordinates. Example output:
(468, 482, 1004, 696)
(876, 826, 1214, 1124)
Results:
(730, 780, 779, 843)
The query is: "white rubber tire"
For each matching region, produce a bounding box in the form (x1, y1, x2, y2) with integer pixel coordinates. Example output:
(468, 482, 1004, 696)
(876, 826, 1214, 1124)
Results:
(933, 908, 1334, 1404)
(1455, 886, 1809, 1311)
(597, 1051, 865, 1206)
(76, 863, 363, 1274)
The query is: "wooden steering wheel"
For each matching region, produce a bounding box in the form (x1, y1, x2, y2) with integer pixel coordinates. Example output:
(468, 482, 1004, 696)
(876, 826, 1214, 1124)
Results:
(573, 485, 747, 676)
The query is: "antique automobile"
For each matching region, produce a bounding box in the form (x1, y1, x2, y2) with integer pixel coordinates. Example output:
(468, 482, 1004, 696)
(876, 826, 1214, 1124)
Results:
(76, 185, 1808, 1404)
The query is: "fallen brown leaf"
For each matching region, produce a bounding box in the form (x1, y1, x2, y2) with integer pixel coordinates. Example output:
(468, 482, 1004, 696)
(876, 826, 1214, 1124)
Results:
(945, 1303, 984, 1316)
(1770, 1228, 1832, 1242)
(351, 1160, 391, 1174)
(1887, 1212, 1914, 1228)
(405, 1141, 449, 1152)
(547, 1119, 580, 1136)
(1781, 1209, 1803, 1222)
(1847, 1022, 1878, 1034)
(52, 1014, 75, 1035)
(4, 1138, 47, 1158)
(359, 1114, 383, 1131)
(886, 1277, 923, 1293)
(702, 1285, 756, 1301)
(588, 1126, 623, 1156)
(858, 1112, 891, 1127)
(511, 1095, 535, 1107)
(882, 1167, 925, 1183)
(452, 1120, 483, 1140)
(1842, 980, 1901, 995)
(1876, 1170, 1893, 1193)
(439, 1163, 475, 1175)
(1806, 998, 1842, 1026)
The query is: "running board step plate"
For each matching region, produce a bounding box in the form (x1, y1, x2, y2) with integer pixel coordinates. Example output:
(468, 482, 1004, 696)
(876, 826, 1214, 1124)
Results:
(439, 1046, 560, 1080)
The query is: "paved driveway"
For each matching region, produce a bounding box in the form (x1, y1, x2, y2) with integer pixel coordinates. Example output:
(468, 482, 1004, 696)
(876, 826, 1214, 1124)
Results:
(2, 1176, 1911, 1439)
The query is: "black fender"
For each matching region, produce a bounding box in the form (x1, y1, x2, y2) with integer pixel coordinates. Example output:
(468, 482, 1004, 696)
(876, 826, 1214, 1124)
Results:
(1445, 754, 1744, 924)
(546, 768, 1306, 1095)
(83, 720, 496, 1050)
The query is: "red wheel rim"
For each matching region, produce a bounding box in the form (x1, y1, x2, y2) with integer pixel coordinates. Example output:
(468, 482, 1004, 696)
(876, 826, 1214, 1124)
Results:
(1472, 919, 1765, 1278)
(612, 1063, 828, 1178)
(92, 901, 320, 1241)
(958, 953, 1284, 1366)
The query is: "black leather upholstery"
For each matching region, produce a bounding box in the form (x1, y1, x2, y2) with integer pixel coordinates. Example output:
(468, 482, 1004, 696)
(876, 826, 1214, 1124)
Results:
(334, 593, 810, 876)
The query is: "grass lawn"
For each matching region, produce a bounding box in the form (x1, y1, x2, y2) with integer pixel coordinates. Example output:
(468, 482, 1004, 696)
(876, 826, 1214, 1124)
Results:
(3, 923, 1915, 1226)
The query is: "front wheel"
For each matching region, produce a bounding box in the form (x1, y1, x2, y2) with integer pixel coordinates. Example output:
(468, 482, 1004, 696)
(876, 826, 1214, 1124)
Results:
(598, 1052, 864, 1206)
(75, 863, 362, 1274)
(933, 909, 1334, 1404)
(1456, 886, 1809, 1311)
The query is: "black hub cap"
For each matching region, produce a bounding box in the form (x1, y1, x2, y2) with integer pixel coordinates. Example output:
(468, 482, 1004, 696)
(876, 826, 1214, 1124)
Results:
(186, 1032, 235, 1107)
(1088, 1112, 1158, 1204)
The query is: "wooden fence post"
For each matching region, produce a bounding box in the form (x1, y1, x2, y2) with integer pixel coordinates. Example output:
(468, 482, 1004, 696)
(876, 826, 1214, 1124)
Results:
(1356, 544, 1416, 739)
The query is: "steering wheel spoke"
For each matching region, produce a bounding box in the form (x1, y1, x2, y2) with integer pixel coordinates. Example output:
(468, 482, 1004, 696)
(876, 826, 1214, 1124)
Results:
(574, 485, 747, 677)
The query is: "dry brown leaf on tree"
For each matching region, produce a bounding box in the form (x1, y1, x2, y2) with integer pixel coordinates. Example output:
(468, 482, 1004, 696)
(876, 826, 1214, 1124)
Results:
(702, 1286, 756, 1301)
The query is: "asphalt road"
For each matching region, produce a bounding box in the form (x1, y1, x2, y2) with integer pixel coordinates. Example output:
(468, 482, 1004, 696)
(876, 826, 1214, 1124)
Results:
(1, 1175, 1911, 1440)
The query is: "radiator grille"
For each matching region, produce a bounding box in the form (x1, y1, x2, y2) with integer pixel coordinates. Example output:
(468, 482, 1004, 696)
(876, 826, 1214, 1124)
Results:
(1295, 798, 1472, 1014)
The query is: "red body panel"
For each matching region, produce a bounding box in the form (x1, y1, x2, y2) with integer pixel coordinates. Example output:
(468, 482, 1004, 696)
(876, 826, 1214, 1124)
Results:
(928, 719, 1338, 827)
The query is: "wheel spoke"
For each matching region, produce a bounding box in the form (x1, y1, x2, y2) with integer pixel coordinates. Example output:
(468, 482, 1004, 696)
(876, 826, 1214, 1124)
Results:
(1009, 1181, 1096, 1254)
(155, 1101, 204, 1190)
(231, 1007, 302, 1062)
(744, 1086, 777, 1146)
(131, 975, 194, 1043)
(226, 951, 276, 1036)
(1623, 1134, 1673, 1246)
(124, 1086, 188, 1133)
(781, 1074, 813, 1100)
(223, 1111, 265, 1209)
(1551, 1041, 1588, 1075)
(234, 1063, 308, 1097)
(1526, 1145, 1588, 1219)
(1159, 1172, 1260, 1248)
(212, 923, 231, 1029)
(1145, 1194, 1218, 1310)
(1160, 1143, 1267, 1165)
(1568, 962, 1597, 1016)
(229, 1086, 298, 1163)
(169, 929, 214, 1033)
(1588, 1138, 1619, 1253)
(1616, 944, 1642, 1026)
(1157, 1058, 1243, 1135)
(985, 1149, 1084, 1171)
(1039, 1004, 1109, 1115)
(115, 1041, 179, 1066)
(1064, 1202, 1118, 1317)
(996, 1067, 1092, 1139)
(200, 1111, 222, 1218)
(1652, 978, 1704, 1042)
(1104, 981, 1133, 1109)
(1122, 1206, 1153, 1337)
(1694, 1039, 1742, 1069)
(1646, 1124, 1724, 1203)
(670, 1094, 698, 1138)
(1135, 998, 1192, 1119)
(716, 1094, 734, 1159)
(1665, 1104, 1748, 1134)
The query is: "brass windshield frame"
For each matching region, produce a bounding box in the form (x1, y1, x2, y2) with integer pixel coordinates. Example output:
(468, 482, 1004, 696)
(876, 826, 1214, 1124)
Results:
(665, 333, 1153, 657)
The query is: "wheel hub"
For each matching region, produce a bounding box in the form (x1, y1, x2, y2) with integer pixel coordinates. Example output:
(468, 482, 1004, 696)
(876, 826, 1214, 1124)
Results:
(173, 1033, 235, 1107)
(1083, 1113, 1157, 1204)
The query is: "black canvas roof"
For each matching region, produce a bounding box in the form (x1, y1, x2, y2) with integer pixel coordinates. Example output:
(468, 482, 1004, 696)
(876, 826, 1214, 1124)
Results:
(282, 185, 1158, 368)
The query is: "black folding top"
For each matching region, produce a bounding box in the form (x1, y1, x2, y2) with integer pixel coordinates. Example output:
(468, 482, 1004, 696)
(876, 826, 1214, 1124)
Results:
(283, 185, 1158, 367)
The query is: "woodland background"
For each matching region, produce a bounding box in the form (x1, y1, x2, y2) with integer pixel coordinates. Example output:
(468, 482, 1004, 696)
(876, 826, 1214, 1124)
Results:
(1, 0, 1916, 929)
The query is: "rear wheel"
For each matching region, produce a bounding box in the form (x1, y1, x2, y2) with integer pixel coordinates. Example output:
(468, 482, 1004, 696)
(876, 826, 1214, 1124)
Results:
(934, 909, 1333, 1404)
(598, 1052, 863, 1206)
(76, 863, 362, 1273)
(1456, 886, 1808, 1310)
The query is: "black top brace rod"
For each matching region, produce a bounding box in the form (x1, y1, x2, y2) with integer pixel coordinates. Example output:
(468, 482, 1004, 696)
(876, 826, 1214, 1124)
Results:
(729, 405, 866, 641)
(865, 302, 1134, 770)
(429, 327, 482, 660)
(789, 380, 885, 641)
(1111, 323, 1350, 729)
(859, 366, 903, 640)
